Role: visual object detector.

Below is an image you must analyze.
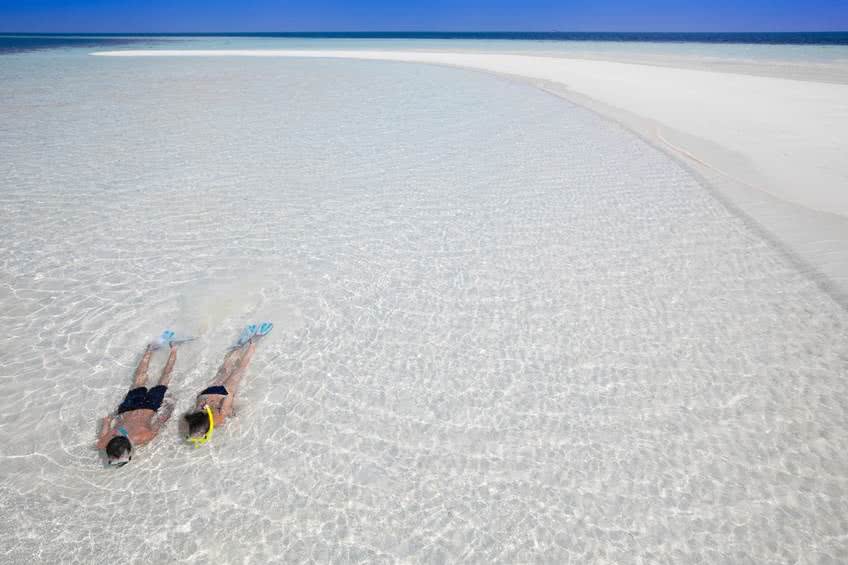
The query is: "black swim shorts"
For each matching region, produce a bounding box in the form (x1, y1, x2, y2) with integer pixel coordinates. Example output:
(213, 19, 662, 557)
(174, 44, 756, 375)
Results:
(199, 385, 228, 396)
(116, 385, 168, 414)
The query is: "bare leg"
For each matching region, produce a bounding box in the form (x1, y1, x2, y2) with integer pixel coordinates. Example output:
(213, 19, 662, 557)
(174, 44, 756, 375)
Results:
(157, 345, 177, 386)
(132, 346, 154, 388)
(223, 341, 256, 398)
(218, 341, 260, 417)
(210, 347, 244, 386)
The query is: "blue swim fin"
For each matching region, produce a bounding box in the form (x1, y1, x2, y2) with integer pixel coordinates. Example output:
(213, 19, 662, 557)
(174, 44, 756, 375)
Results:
(234, 324, 257, 348)
(255, 321, 273, 338)
(151, 329, 175, 350)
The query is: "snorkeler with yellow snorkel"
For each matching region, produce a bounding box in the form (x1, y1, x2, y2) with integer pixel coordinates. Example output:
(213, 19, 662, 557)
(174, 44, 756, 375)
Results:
(184, 322, 272, 446)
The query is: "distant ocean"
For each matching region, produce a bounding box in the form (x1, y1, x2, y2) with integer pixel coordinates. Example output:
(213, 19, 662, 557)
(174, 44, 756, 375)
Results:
(2, 31, 848, 54)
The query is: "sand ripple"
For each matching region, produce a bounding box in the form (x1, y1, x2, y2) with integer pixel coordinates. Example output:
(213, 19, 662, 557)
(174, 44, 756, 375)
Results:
(1, 53, 847, 563)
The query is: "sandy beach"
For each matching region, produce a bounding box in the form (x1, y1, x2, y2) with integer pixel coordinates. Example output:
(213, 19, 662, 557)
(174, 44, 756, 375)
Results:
(96, 48, 848, 301)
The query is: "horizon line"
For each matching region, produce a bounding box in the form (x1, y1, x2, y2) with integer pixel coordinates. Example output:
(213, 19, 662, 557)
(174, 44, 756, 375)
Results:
(3, 30, 848, 35)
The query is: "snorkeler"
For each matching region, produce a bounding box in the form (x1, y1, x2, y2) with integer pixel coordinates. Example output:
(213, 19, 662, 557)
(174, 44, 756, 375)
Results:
(184, 322, 272, 446)
(96, 331, 190, 467)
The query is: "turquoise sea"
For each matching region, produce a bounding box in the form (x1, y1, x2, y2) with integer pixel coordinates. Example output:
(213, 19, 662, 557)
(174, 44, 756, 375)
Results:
(3, 31, 848, 59)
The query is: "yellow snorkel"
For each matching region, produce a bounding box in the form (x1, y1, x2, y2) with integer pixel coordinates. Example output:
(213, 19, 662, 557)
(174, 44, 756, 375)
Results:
(188, 405, 214, 448)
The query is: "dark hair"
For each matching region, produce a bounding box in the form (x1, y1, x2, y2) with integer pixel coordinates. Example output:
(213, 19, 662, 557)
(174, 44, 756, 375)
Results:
(106, 435, 132, 461)
(185, 411, 210, 437)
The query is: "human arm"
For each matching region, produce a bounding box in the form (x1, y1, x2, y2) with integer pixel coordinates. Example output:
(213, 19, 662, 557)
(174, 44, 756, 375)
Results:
(220, 394, 236, 418)
(95, 415, 113, 449)
(150, 397, 175, 432)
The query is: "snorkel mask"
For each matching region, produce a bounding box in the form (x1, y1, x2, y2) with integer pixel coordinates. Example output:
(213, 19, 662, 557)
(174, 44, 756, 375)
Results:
(109, 454, 132, 468)
(108, 427, 132, 467)
(188, 405, 215, 448)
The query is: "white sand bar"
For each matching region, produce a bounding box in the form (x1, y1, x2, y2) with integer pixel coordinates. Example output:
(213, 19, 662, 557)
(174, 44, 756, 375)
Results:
(94, 49, 848, 214)
(95, 49, 848, 300)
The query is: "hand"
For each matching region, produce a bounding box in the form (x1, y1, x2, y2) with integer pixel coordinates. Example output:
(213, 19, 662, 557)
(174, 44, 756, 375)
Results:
(156, 398, 175, 425)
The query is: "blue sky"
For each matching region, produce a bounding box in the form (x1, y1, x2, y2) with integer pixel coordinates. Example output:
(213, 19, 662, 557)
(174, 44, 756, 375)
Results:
(0, 0, 846, 33)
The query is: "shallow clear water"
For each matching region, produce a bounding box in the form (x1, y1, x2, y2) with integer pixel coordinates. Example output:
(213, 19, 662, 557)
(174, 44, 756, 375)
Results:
(1, 48, 848, 563)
